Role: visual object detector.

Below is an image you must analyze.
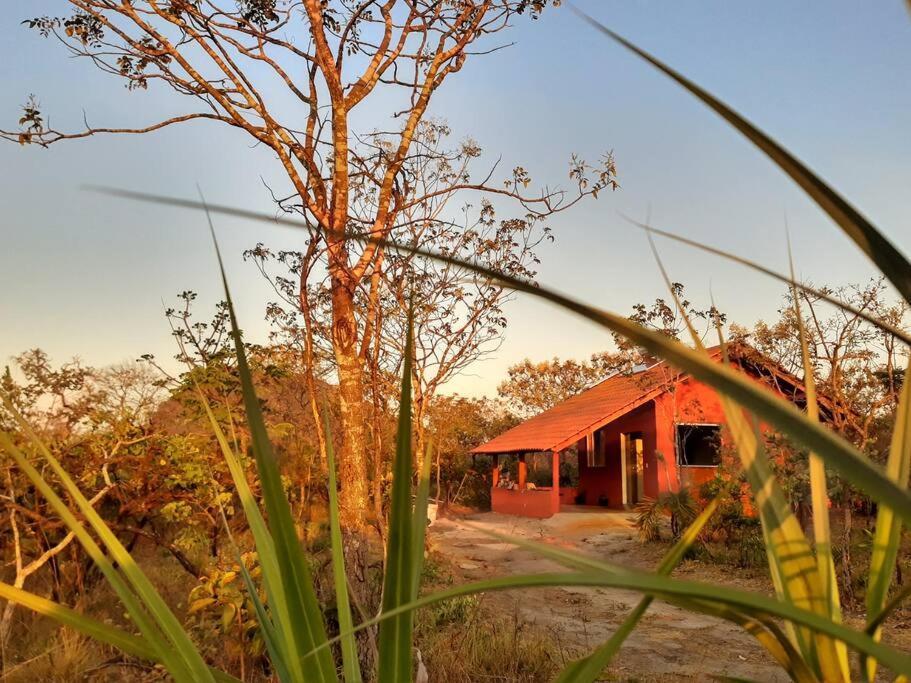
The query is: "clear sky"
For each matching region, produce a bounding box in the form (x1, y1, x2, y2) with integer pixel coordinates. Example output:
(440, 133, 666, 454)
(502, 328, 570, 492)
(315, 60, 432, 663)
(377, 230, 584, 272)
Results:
(1, 1, 909, 397)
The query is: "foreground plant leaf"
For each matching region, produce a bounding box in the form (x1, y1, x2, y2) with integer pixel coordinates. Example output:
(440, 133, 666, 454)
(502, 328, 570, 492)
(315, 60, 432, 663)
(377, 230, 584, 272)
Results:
(205, 205, 337, 682)
(94, 189, 911, 531)
(553, 499, 718, 682)
(325, 412, 363, 683)
(631, 219, 911, 347)
(377, 305, 416, 681)
(788, 244, 848, 675)
(570, 5, 911, 305)
(471, 506, 818, 683)
(0, 581, 241, 683)
(865, 359, 911, 682)
(0, 580, 155, 661)
(315, 570, 911, 678)
(199, 393, 300, 681)
(412, 441, 434, 600)
(648, 241, 846, 680)
(0, 417, 211, 682)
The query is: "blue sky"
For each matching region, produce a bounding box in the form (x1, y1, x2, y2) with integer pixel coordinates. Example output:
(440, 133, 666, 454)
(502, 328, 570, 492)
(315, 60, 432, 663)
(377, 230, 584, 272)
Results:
(1, 1, 909, 396)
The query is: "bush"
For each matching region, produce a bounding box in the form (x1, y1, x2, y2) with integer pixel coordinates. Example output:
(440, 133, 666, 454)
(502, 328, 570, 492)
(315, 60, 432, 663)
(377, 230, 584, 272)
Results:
(635, 488, 698, 541)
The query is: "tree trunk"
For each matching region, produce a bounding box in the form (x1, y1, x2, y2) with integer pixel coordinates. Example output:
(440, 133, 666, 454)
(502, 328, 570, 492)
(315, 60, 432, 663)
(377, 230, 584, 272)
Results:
(331, 281, 370, 530)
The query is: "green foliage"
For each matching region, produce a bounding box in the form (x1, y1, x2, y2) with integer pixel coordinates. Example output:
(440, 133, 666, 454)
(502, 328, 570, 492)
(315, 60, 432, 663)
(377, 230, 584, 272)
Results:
(635, 489, 697, 542)
(188, 554, 267, 666)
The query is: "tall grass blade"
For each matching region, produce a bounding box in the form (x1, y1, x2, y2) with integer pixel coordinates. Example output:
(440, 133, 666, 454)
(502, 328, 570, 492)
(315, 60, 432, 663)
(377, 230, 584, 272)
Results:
(0, 419, 207, 681)
(555, 499, 718, 682)
(411, 441, 434, 600)
(0, 582, 242, 683)
(377, 306, 416, 681)
(215, 498, 294, 683)
(324, 412, 363, 683)
(199, 391, 301, 681)
(320, 570, 911, 678)
(648, 238, 846, 680)
(864, 358, 911, 681)
(630, 219, 911, 347)
(93, 191, 911, 528)
(787, 244, 845, 646)
(569, 5, 911, 304)
(204, 205, 336, 682)
(0, 581, 155, 661)
(476, 510, 818, 683)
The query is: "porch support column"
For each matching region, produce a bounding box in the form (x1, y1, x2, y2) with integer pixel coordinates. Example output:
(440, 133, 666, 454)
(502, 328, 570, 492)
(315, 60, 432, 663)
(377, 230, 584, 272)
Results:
(518, 453, 527, 490)
(491, 454, 500, 488)
(551, 450, 560, 515)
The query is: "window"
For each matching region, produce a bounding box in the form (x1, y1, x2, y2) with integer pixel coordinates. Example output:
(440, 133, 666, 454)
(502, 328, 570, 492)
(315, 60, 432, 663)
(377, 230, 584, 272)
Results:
(676, 424, 721, 467)
(587, 431, 607, 468)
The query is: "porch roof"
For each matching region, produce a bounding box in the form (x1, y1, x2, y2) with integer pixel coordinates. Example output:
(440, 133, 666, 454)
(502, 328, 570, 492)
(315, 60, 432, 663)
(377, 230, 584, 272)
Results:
(472, 360, 681, 455)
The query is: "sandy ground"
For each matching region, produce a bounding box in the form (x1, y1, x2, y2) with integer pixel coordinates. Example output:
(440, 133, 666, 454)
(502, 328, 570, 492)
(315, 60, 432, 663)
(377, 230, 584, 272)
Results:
(429, 509, 792, 682)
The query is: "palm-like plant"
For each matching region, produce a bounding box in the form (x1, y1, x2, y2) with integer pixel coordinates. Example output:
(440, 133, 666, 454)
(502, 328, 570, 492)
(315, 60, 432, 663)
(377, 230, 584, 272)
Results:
(2, 7, 911, 682)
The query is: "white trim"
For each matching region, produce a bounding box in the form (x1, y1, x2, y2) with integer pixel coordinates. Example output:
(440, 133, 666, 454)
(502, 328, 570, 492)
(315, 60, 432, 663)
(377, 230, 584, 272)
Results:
(620, 434, 628, 505)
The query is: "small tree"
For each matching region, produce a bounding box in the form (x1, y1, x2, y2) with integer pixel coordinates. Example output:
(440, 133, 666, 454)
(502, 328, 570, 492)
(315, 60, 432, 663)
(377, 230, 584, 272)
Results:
(6, 0, 617, 528)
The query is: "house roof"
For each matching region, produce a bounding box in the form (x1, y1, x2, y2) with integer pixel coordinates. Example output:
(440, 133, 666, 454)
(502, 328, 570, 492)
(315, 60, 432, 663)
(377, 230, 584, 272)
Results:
(472, 343, 801, 455)
(473, 360, 695, 455)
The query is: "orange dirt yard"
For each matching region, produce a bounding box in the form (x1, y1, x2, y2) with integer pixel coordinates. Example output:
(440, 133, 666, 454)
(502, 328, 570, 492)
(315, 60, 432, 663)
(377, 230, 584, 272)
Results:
(432, 509, 791, 682)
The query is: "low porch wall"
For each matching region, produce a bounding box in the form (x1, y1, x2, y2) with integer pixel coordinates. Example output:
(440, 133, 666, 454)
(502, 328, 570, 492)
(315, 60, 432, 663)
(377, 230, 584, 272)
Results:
(491, 487, 561, 518)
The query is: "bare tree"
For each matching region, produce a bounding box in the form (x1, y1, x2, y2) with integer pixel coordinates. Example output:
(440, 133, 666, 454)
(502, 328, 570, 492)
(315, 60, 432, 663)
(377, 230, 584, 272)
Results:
(6, 0, 616, 528)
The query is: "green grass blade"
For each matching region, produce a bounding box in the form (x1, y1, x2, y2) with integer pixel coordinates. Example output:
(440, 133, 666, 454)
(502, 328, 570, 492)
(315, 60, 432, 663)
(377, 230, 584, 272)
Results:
(204, 207, 336, 682)
(318, 571, 911, 678)
(377, 306, 416, 681)
(92, 192, 911, 527)
(0, 582, 241, 683)
(787, 244, 845, 638)
(238, 559, 294, 683)
(570, 5, 911, 304)
(867, 582, 911, 635)
(0, 580, 156, 661)
(865, 359, 911, 682)
(198, 390, 301, 682)
(687, 603, 820, 683)
(411, 441, 434, 600)
(554, 499, 718, 682)
(649, 241, 845, 679)
(631, 219, 911, 347)
(325, 412, 363, 683)
(0, 427, 200, 681)
(213, 477, 294, 683)
(465, 513, 808, 682)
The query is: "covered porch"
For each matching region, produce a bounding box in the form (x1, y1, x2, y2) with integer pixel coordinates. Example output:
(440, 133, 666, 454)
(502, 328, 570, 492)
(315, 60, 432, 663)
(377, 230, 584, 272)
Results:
(488, 450, 577, 519)
(475, 399, 663, 519)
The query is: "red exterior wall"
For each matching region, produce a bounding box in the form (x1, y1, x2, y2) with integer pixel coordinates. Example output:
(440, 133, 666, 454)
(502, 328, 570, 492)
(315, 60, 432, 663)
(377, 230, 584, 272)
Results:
(653, 376, 729, 494)
(492, 364, 799, 517)
(491, 487, 559, 518)
(577, 402, 658, 507)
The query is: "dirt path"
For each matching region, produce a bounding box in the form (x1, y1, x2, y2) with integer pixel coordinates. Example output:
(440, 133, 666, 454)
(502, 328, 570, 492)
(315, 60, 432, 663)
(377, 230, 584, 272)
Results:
(429, 510, 789, 682)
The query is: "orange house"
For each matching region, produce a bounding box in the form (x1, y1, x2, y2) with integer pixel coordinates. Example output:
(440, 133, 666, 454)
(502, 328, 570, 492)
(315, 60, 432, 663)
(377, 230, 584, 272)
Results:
(472, 344, 818, 518)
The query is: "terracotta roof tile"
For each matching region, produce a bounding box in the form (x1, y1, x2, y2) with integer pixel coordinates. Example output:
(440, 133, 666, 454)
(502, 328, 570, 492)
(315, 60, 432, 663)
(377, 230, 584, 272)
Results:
(472, 362, 675, 454)
(472, 346, 739, 455)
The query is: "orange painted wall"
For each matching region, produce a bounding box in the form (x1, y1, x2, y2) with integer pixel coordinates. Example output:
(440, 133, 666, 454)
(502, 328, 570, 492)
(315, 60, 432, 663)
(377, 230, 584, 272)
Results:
(577, 402, 658, 506)
(495, 363, 798, 517)
(653, 376, 729, 494)
(577, 370, 775, 503)
(491, 487, 559, 518)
